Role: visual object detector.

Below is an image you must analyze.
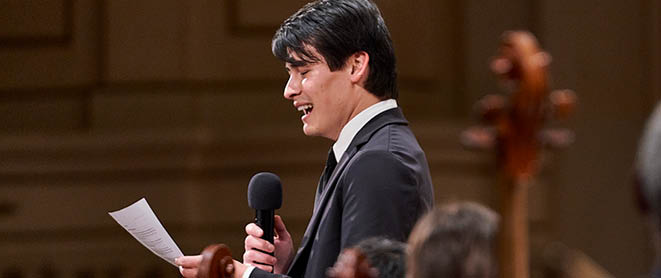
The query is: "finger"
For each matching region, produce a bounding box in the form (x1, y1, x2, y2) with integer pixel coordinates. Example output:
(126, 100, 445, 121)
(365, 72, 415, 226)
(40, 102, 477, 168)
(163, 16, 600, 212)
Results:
(180, 267, 198, 278)
(243, 249, 277, 266)
(251, 263, 273, 273)
(244, 235, 275, 253)
(274, 215, 289, 237)
(231, 259, 250, 277)
(245, 223, 264, 237)
(175, 255, 202, 267)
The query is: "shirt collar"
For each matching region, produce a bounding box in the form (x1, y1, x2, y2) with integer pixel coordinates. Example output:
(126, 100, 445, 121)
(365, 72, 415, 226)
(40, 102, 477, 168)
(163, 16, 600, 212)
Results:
(332, 99, 398, 163)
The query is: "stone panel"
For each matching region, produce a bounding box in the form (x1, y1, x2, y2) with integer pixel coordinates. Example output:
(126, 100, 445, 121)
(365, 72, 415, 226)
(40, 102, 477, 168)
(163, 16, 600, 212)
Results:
(105, 0, 187, 81)
(540, 0, 650, 276)
(0, 0, 68, 39)
(0, 96, 84, 133)
(0, 0, 99, 89)
(235, 0, 308, 27)
(463, 0, 533, 107)
(91, 89, 196, 130)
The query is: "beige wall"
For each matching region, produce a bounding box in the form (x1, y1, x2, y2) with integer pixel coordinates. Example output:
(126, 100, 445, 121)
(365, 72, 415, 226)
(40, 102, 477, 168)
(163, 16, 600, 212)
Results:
(0, 0, 658, 277)
(539, 0, 654, 276)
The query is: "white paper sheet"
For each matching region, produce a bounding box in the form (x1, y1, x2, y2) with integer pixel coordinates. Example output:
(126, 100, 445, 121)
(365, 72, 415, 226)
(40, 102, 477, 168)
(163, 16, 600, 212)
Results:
(109, 198, 184, 267)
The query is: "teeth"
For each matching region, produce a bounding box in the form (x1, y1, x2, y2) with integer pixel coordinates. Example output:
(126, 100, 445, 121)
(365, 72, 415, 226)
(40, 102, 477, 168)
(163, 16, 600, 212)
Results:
(297, 104, 313, 114)
(297, 104, 313, 111)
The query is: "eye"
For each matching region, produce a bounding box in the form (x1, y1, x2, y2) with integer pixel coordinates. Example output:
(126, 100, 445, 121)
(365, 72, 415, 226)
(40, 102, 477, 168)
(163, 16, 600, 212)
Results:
(301, 70, 310, 76)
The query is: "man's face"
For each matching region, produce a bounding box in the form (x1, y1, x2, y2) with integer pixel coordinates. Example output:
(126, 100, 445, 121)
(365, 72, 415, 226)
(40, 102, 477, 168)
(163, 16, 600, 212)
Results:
(283, 48, 356, 141)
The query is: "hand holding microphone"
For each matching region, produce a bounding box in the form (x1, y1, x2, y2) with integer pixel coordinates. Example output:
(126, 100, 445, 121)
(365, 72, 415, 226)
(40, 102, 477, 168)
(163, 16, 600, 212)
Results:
(243, 172, 295, 274)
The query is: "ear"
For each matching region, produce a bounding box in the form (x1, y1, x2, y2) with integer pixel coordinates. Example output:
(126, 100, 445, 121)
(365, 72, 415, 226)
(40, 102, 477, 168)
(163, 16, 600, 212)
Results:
(348, 51, 370, 84)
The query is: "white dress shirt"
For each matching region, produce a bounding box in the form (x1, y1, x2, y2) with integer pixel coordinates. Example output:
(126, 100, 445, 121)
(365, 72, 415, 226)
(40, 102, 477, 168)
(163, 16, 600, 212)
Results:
(332, 99, 398, 162)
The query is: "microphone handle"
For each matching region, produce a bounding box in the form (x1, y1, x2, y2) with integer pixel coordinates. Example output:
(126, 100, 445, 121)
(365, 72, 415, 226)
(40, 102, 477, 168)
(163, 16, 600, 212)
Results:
(255, 210, 275, 273)
(255, 210, 275, 244)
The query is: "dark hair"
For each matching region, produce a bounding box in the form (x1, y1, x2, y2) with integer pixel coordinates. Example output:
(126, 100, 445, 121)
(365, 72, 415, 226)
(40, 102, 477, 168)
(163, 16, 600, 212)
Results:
(272, 0, 398, 99)
(407, 202, 500, 278)
(355, 237, 407, 278)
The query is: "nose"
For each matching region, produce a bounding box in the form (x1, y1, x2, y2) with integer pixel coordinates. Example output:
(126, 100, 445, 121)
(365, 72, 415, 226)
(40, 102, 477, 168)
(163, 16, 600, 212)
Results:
(283, 75, 301, 100)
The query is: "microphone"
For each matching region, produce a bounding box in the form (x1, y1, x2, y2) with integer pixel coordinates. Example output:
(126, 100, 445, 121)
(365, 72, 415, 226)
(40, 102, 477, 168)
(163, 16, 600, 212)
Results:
(247, 172, 283, 246)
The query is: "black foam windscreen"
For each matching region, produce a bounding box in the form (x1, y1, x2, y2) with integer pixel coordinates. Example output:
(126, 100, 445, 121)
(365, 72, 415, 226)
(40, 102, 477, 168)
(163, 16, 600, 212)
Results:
(247, 172, 283, 210)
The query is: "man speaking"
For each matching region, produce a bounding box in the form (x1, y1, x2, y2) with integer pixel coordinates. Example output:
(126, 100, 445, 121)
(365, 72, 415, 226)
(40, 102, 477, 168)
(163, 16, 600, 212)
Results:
(177, 0, 434, 277)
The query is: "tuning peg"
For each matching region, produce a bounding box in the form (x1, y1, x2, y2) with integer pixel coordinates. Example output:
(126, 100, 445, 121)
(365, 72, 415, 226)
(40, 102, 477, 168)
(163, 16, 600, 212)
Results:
(539, 128, 574, 149)
(461, 126, 496, 150)
(491, 57, 513, 76)
(532, 51, 552, 68)
(549, 89, 576, 120)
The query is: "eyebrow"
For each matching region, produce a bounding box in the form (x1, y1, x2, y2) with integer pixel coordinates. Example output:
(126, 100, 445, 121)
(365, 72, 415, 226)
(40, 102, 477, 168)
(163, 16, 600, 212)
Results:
(287, 59, 310, 68)
(285, 61, 313, 73)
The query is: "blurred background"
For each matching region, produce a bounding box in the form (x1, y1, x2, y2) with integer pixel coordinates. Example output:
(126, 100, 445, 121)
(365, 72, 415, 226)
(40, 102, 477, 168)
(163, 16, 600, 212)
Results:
(1, 0, 659, 277)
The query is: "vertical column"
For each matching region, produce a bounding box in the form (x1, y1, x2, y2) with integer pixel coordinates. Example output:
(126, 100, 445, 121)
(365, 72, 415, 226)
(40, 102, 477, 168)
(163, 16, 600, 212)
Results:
(538, 0, 650, 276)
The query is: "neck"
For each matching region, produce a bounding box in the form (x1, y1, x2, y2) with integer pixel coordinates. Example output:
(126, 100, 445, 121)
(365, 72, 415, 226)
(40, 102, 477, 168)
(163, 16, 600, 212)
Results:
(329, 91, 381, 141)
(349, 90, 381, 121)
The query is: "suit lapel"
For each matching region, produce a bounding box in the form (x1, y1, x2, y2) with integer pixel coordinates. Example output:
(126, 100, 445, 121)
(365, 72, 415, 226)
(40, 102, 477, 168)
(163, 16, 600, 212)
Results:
(325, 108, 408, 184)
(287, 108, 408, 274)
(288, 152, 352, 274)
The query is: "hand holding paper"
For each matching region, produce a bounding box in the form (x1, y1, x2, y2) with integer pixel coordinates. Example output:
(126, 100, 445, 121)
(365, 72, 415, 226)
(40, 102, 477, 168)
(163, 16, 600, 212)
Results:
(109, 198, 184, 267)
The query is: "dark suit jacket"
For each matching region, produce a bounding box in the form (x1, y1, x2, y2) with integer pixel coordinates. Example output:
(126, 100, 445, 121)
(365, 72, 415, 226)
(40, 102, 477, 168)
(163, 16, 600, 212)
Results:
(251, 108, 434, 278)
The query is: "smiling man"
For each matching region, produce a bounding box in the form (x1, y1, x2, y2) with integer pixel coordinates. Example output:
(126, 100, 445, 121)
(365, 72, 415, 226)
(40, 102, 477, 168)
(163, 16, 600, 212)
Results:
(177, 0, 434, 277)
(283, 46, 384, 142)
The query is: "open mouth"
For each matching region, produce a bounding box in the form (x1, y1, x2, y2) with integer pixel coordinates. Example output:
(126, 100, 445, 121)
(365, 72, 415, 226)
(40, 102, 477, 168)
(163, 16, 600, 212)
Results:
(297, 104, 313, 115)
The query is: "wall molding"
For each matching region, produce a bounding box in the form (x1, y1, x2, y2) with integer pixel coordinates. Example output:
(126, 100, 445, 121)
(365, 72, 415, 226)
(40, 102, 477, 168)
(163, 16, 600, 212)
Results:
(225, 0, 280, 37)
(0, 0, 73, 48)
(0, 120, 485, 185)
(0, 77, 442, 99)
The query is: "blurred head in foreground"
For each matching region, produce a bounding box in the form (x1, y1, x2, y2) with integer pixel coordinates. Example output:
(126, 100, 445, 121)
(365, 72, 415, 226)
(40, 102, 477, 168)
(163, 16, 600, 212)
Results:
(407, 202, 499, 278)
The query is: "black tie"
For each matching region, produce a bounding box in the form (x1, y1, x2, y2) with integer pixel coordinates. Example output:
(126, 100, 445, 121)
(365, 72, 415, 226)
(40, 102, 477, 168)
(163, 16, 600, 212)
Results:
(319, 149, 337, 193)
(312, 149, 337, 214)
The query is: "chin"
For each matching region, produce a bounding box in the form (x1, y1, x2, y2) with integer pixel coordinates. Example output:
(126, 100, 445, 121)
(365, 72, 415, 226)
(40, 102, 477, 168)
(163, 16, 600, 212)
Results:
(303, 126, 324, 138)
(302, 126, 316, 136)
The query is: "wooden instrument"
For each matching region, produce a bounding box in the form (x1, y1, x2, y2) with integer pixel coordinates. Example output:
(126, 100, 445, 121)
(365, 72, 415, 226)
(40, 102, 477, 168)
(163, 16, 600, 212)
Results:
(197, 244, 376, 278)
(197, 244, 235, 278)
(462, 30, 576, 278)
